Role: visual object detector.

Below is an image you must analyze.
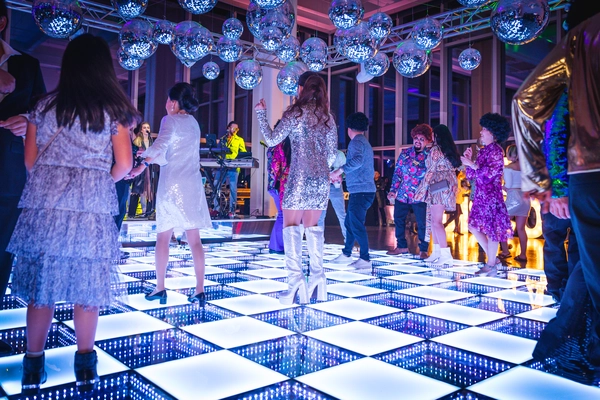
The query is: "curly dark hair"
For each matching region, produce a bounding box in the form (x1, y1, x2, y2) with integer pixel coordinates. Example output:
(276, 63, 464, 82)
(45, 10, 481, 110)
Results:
(410, 124, 433, 141)
(346, 112, 369, 132)
(479, 113, 511, 143)
(433, 125, 461, 169)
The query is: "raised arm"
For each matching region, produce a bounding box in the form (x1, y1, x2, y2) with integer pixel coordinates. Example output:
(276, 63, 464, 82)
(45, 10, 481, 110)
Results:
(255, 109, 292, 147)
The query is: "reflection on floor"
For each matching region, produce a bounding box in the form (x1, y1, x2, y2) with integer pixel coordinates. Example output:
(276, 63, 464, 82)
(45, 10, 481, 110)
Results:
(1, 232, 598, 399)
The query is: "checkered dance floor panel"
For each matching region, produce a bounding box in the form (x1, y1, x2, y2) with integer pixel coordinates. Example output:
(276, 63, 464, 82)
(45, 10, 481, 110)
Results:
(1, 240, 599, 399)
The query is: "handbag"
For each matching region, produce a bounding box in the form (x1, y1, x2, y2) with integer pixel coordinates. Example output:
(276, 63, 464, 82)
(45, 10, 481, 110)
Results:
(506, 189, 526, 213)
(430, 179, 450, 194)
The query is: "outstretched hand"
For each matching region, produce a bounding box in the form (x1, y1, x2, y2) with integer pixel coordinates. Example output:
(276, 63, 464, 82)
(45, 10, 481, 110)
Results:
(254, 98, 267, 111)
(125, 165, 145, 180)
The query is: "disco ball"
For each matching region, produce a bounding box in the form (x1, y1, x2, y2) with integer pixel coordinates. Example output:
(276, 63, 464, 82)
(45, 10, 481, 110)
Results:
(457, 0, 492, 7)
(261, 26, 284, 51)
(32, 0, 83, 39)
(120, 19, 157, 60)
(411, 16, 443, 50)
(277, 0, 296, 36)
(170, 21, 213, 67)
(277, 36, 300, 62)
(203, 62, 220, 80)
(111, 0, 147, 20)
(368, 12, 392, 41)
(117, 48, 143, 70)
(328, 0, 364, 30)
(217, 37, 243, 62)
(153, 20, 174, 45)
(223, 18, 243, 39)
(334, 28, 349, 56)
(364, 52, 389, 77)
(254, 0, 285, 10)
(178, 0, 217, 14)
(458, 47, 482, 71)
(301, 37, 328, 72)
(277, 62, 303, 95)
(392, 40, 431, 78)
(345, 22, 377, 63)
(246, 1, 268, 39)
(261, 7, 293, 39)
(490, 0, 550, 45)
(234, 60, 263, 90)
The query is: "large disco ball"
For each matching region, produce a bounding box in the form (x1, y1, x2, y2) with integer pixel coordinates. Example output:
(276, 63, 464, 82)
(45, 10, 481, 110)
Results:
(490, 0, 550, 45)
(153, 20, 174, 45)
(301, 37, 328, 72)
(392, 41, 431, 78)
(170, 21, 213, 67)
(223, 18, 243, 39)
(117, 48, 143, 70)
(111, 0, 147, 20)
(364, 52, 389, 77)
(247, 1, 268, 39)
(277, 36, 300, 62)
(120, 19, 157, 60)
(277, 62, 304, 95)
(234, 60, 263, 90)
(217, 37, 243, 62)
(368, 12, 392, 41)
(344, 22, 377, 63)
(411, 16, 443, 50)
(458, 47, 482, 71)
(261, 7, 293, 38)
(328, 0, 364, 30)
(203, 62, 220, 80)
(457, 0, 492, 7)
(254, 0, 285, 10)
(261, 26, 284, 51)
(178, 0, 217, 14)
(32, 0, 83, 39)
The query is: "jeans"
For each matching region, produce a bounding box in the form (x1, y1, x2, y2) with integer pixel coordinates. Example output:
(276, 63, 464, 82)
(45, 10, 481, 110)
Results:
(318, 184, 347, 240)
(342, 192, 375, 261)
(214, 169, 239, 212)
(268, 189, 284, 252)
(114, 179, 130, 232)
(393, 200, 428, 252)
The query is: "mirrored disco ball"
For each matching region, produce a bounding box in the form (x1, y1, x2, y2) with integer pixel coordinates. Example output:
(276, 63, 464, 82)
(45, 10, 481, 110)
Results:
(120, 19, 157, 59)
(364, 51, 389, 77)
(328, 0, 364, 30)
(203, 61, 220, 79)
(254, 0, 285, 10)
(247, 1, 268, 39)
(32, 0, 83, 39)
(392, 40, 431, 78)
(334, 28, 349, 56)
(277, 0, 295, 36)
(170, 21, 212, 65)
(261, 26, 284, 51)
(277, 62, 302, 95)
(345, 22, 377, 63)
(261, 8, 293, 39)
(153, 20, 174, 45)
(457, 0, 492, 7)
(368, 12, 392, 41)
(490, 0, 550, 45)
(234, 60, 263, 90)
(117, 48, 143, 70)
(217, 37, 243, 62)
(277, 36, 300, 62)
(301, 37, 328, 72)
(111, 0, 147, 20)
(458, 47, 482, 71)
(411, 16, 443, 50)
(223, 18, 243, 39)
(178, 0, 217, 14)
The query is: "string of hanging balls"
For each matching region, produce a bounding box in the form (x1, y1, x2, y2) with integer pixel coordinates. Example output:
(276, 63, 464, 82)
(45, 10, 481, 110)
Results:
(31, 0, 552, 95)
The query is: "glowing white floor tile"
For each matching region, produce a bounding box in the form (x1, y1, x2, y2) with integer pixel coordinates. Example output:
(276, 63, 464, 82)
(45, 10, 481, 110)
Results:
(462, 276, 526, 289)
(308, 298, 398, 320)
(116, 273, 139, 283)
(216, 245, 256, 251)
(172, 265, 232, 276)
(297, 357, 457, 400)
(242, 268, 288, 280)
(147, 276, 219, 290)
(129, 256, 180, 264)
(323, 263, 356, 271)
(209, 251, 250, 258)
(433, 327, 536, 364)
(205, 257, 243, 266)
(0, 345, 127, 396)
(376, 264, 433, 274)
(396, 286, 475, 302)
(483, 289, 555, 307)
(468, 366, 600, 399)
(0, 308, 57, 330)
(324, 254, 353, 264)
(446, 266, 481, 274)
(260, 253, 286, 260)
(516, 307, 558, 323)
(388, 274, 451, 286)
(210, 294, 296, 315)
(411, 303, 505, 326)
(136, 350, 287, 400)
(370, 256, 420, 264)
(507, 268, 546, 277)
(250, 259, 286, 268)
(324, 271, 372, 283)
(229, 279, 289, 294)
(64, 311, 172, 341)
(451, 259, 481, 266)
(183, 316, 294, 348)
(327, 283, 387, 298)
(118, 263, 156, 273)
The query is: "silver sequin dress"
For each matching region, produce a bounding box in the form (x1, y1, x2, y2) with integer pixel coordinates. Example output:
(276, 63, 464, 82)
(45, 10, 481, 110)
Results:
(257, 105, 337, 210)
(143, 114, 212, 233)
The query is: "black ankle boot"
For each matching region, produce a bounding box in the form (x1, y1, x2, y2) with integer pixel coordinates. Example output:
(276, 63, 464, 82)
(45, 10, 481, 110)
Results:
(22, 353, 47, 394)
(74, 350, 98, 392)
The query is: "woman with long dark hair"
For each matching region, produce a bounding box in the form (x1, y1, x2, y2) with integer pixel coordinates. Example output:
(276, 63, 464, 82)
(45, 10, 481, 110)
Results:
(255, 74, 337, 304)
(8, 34, 139, 393)
(128, 121, 153, 217)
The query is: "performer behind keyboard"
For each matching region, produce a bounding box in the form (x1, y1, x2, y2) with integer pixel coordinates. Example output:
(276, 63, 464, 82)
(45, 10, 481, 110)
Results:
(215, 121, 246, 217)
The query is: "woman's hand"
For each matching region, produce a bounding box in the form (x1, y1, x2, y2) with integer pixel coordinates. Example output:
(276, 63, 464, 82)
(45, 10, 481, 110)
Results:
(255, 98, 267, 111)
(125, 165, 145, 180)
(463, 147, 472, 159)
(461, 156, 476, 169)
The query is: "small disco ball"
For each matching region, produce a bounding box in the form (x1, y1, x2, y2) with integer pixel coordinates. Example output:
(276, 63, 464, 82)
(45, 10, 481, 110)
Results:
(202, 61, 220, 80)
(261, 26, 284, 51)
(170, 21, 213, 65)
(153, 20, 174, 45)
(328, 0, 364, 30)
(368, 12, 392, 41)
(458, 47, 482, 71)
(261, 8, 293, 39)
(344, 22, 377, 63)
(32, 0, 83, 39)
(119, 19, 157, 60)
(178, 0, 217, 14)
(490, 0, 550, 45)
(300, 37, 328, 71)
(334, 28, 350, 56)
(392, 40, 431, 78)
(364, 52, 389, 77)
(217, 37, 243, 62)
(222, 18, 243, 39)
(457, 0, 492, 7)
(234, 60, 263, 90)
(276, 0, 295, 36)
(246, 1, 268, 39)
(277, 62, 303, 95)
(411, 16, 443, 50)
(117, 48, 143, 70)
(111, 0, 147, 20)
(254, 0, 285, 10)
(277, 36, 300, 62)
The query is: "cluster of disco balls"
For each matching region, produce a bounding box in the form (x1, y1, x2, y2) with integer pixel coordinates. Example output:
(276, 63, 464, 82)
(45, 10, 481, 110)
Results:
(246, 0, 295, 53)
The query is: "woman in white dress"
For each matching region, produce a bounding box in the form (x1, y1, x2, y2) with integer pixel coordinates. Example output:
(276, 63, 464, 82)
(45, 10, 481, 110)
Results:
(127, 83, 212, 305)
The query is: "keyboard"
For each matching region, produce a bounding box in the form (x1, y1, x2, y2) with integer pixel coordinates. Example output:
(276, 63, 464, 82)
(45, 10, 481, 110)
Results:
(201, 158, 259, 168)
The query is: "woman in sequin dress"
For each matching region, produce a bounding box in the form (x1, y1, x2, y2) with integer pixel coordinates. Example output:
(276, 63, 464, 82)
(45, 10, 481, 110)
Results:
(255, 74, 337, 305)
(461, 113, 513, 275)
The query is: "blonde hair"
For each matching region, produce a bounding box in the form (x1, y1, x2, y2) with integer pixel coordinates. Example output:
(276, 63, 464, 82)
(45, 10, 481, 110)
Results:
(506, 144, 518, 160)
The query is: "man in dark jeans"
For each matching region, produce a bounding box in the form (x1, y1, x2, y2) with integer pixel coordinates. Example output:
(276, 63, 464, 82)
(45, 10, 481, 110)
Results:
(330, 112, 375, 269)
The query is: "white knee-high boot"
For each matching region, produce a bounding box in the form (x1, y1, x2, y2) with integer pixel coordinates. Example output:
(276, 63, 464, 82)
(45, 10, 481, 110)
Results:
(280, 226, 308, 305)
(305, 226, 327, 301)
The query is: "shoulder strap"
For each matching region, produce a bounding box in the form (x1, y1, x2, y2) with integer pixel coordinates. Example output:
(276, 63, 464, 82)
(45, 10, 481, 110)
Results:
(34, 126, 64, 165)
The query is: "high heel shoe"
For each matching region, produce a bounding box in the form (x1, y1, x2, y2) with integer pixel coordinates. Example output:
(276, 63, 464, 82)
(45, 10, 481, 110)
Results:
(188, 292, 206, 306)
(306, 275, 327, 301)
(305, 226, 328, 302)
(279, 278, 308, 305)
(145, 289, 167, 304)
(475, 264, 498, 277)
